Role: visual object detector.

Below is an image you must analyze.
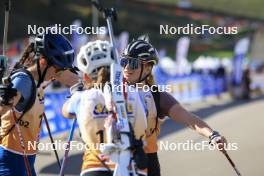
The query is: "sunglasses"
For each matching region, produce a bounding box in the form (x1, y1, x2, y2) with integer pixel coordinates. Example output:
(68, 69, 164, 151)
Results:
(120, 57, 142, 70)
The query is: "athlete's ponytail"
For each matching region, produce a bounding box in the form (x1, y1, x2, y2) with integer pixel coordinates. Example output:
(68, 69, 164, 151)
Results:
(95, 66, 110, 86)
(145, 73, 156, 86)
(12, 43, 35, 71)
(84, 66, 110, 89)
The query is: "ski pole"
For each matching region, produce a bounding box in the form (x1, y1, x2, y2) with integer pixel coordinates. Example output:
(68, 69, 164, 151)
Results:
(11, 109, 32, 176)
(2, 0, 10, 56)
(91, 1, 137, 176)
(59, 118, 77, 176)
(1, 3, 32, 175)
(1, 0, 11, 82)
(222, 150, 241, 176)
(42, 112, 62, 169)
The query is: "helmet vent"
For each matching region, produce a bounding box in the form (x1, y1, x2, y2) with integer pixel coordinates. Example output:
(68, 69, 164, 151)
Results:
(82, 58, 87, 66)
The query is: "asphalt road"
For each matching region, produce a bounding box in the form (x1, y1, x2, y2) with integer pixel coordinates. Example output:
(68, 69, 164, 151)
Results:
(159, 95, 264, 176)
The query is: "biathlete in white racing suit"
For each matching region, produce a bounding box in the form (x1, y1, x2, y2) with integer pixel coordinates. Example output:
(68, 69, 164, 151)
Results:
(62, 40, 148, 176)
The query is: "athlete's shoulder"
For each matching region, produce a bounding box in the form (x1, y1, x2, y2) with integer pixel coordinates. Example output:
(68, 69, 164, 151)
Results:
(82, 88, 104, 99)
(159, 91, 179, 116)
(11, 71, 32, 87)
(11, 70, 35, 95)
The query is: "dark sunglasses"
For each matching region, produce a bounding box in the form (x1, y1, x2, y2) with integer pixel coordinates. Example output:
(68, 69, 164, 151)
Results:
(120, 57, 142, 70)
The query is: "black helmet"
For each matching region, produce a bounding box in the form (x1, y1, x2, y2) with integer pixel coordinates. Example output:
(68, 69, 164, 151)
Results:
(34, 30, 75, 88)
(123, 39, 158, 65)
(34, 31, 74, 69)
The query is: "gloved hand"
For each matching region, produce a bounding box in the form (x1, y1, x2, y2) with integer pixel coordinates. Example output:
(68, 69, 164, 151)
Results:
(132, 138, 147, 169)
(0, 55, 8, 83)
(100, 143, 120, 163)
(209, 131, 227, 151)
(103, 82, 114, 112)
(0, 78, 17, 106)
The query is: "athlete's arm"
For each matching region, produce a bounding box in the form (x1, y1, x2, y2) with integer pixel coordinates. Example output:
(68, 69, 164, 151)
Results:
(0, 73, 32, 115)
(133, 92, 148, 139)
(160, 92, 213, 138)
(62, 99, 76, 119)
(62, 91, 82, 119)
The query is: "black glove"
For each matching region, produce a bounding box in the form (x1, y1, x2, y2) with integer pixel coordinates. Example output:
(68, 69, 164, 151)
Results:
(0, 81, 17, 106)
(0, 55, 8, 83)
(128, 122, 148, 170)
(133, 138, 148, 170)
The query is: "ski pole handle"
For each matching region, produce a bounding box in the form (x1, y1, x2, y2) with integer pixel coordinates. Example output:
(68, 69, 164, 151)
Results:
(91, 0, 104, 12)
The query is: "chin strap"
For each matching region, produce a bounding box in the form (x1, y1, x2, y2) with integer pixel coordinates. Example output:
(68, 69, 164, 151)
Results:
(137, 72, 151, 84)
(36, 60, 50, 88)
(125, 64, 152, 85)
(136, 64, 151, 84)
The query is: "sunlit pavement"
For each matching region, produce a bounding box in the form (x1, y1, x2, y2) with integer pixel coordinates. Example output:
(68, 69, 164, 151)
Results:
(159, 95, 264, 176)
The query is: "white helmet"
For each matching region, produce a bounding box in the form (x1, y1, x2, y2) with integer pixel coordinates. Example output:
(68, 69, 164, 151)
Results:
(77, 40, 113, 77)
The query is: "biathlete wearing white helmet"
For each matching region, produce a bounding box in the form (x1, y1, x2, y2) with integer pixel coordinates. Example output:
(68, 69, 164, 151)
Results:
(62, 40, 148, 176)
(121, 38, 227, 176)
